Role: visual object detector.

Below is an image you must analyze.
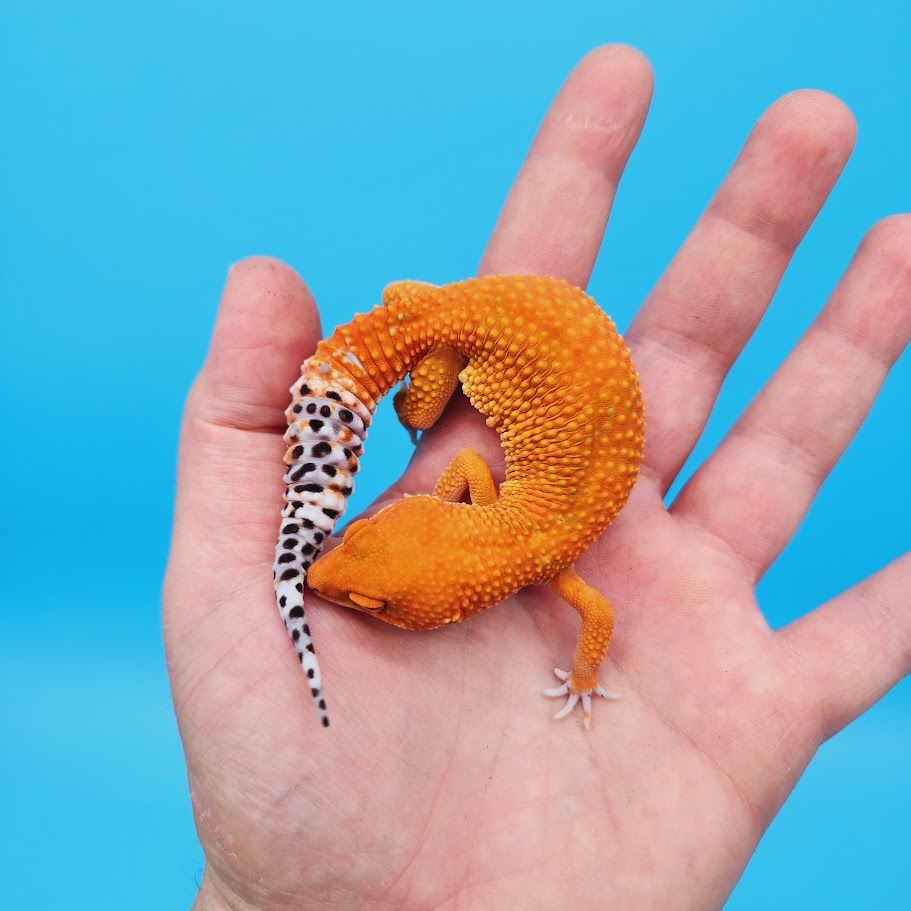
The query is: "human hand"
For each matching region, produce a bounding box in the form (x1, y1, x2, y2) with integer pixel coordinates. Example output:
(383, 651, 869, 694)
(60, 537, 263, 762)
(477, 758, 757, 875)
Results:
(164, 45, 911, 910)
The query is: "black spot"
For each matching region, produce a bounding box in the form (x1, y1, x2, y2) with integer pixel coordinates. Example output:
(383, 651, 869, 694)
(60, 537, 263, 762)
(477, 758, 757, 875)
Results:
(299, 483, 324, 493)
(339, 408, 353, 423)
(289, 605, 305, 619)
(290, 463, 316, 481)
(299, 652, 305, 663)
(309, 419, 324, 432)
(295, 582, 303, 592)
(279, 595, 286, 607)
(302, 543, 314, 555)
(306, 403, 317, 414)
(322, 508, 339, 519)
(312, 442, 331, 458)
(301, 519, 315, 529)
(280, 568, 299, 581)
(320, 405, 331, 417)
(327, 390, 341, 401)
(291, 445, 304, 459)
(339, 486, 352, 496)
(313, 532, 324, 543)
(318, 699, 326, 710)
(278, 553, 295, 564)
(291, 500, 303, 510)
(343, 448, 352, 458)
(306, 642, 315, 653)
(303, 624, 311, 636)
(293, 404, 302, 414)
(322, 717, 330, 728)
(322, 464, 337, 477)
(283, 538, 298, 549)
(311, 687, 320, 697)
(282, 523, 299, 535)
(292, 629, 300, 641)
(299, 383, 311, 395)
(307, 668, 315, 679)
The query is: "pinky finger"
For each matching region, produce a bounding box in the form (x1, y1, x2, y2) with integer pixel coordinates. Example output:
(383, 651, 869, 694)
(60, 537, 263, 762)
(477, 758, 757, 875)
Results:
(779, 552, 911, 741)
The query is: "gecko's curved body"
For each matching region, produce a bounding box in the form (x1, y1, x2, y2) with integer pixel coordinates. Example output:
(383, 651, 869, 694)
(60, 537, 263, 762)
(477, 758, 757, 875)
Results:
(274, 275, 644, 729)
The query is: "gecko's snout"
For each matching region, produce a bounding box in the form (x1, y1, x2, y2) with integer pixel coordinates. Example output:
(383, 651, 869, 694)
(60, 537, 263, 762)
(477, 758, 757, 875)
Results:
(307, 495, 459, 629)
(306, 529, 389, 616)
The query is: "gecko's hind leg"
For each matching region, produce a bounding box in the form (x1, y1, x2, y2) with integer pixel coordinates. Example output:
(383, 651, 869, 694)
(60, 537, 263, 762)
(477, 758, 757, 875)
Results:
(393, 345, 467, 443)
(433, 448, 498, 506)
(542, 565, 620, 730)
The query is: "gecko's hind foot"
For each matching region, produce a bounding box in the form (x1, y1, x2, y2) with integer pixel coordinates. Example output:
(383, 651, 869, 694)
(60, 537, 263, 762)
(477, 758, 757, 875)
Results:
(543, 668, 620, 730)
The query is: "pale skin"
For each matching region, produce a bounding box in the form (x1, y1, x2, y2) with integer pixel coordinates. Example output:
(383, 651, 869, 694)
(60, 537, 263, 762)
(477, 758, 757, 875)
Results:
(164, 45, 911, 911)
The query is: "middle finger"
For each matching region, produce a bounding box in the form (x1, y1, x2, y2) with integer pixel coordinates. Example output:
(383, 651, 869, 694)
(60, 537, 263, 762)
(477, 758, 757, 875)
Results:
(391, 45, 653, 496)
(626, 91, 856, 494)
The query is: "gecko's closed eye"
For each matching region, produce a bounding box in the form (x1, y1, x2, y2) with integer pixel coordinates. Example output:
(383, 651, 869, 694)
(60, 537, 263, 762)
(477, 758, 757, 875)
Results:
(349, 592, 386, 612)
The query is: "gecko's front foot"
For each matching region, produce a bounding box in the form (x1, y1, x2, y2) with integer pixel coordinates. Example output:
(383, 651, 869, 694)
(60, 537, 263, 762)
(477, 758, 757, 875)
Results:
(543, 668, 620, 730)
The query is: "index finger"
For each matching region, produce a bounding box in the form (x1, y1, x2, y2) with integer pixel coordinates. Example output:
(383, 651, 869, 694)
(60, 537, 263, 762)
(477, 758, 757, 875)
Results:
(480, 44, 653, 285)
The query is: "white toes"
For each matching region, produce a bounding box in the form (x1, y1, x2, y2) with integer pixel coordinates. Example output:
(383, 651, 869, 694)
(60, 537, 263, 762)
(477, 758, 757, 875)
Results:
(542, 667, 571, 697)
(581, 691, 592, 730)
(543, 668, 620, 728)
(552, 693, 580, 720)
(542, 682, 570, 697)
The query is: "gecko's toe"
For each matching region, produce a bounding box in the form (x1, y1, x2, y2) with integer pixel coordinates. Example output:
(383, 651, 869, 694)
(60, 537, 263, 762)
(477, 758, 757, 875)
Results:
(543, 667, 620, 729)
(542, 667, 570, 698)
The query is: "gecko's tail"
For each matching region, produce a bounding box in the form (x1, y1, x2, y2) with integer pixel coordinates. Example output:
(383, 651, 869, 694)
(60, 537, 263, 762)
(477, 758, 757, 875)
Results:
(273, 372, 372, 728)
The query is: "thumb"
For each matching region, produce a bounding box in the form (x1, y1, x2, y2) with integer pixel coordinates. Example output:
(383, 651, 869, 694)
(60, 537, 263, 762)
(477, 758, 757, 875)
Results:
(165, 257, 322, 656)
(191, 257, 322, 432)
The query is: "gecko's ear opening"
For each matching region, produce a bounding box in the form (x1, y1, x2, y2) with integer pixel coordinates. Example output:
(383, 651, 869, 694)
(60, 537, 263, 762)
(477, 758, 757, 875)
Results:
(349, 592, 386, 612)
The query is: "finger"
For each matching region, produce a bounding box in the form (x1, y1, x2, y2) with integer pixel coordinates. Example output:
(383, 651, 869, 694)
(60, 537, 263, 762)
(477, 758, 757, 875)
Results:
(780, 551, 911, 741)
(479, 43, 653, 286)
(626, 91, 857, 492)
(166, 258, 322, 631)
(165, 261, 343, 747)
(673, 216, 911, 576)
(386, 47, 652, 502)
(190, 257, 322, 432)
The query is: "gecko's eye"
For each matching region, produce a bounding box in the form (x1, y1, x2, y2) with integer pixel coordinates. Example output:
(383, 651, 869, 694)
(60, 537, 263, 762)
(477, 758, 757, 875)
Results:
(349, 592, 386, 612)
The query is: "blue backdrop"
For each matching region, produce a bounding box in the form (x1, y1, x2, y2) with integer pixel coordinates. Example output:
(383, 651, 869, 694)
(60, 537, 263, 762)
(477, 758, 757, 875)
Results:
(2, 1, 908, 907)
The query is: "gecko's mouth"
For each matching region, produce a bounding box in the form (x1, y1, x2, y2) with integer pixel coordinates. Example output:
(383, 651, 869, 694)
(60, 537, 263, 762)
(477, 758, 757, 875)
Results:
(308, 579, 387, 615)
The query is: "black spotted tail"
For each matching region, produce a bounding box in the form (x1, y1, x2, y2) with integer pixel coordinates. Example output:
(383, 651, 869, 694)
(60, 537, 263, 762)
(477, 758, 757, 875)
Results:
(274, 376, 371, 728)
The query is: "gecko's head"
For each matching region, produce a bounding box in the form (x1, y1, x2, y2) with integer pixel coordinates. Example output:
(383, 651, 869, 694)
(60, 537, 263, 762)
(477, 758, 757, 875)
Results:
(306, 495, 466, 630)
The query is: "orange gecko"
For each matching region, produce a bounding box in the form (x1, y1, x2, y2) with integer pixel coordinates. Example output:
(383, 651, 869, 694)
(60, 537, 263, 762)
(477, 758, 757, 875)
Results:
(273, 275, 644, 729)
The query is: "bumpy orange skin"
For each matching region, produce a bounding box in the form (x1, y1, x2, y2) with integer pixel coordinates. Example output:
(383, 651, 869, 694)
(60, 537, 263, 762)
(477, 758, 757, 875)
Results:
(306, 275, 644, 712)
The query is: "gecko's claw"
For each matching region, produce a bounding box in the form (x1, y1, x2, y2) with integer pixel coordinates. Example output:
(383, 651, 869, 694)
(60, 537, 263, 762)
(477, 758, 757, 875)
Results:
(543, 667, 620, 729)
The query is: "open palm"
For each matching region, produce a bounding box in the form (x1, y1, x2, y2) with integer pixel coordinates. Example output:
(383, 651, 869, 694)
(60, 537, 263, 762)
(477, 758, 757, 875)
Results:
(164, 47, 911, 910)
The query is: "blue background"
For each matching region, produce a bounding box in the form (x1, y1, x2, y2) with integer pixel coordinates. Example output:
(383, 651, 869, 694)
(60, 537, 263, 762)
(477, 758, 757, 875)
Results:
(2, 1, 909, 907)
